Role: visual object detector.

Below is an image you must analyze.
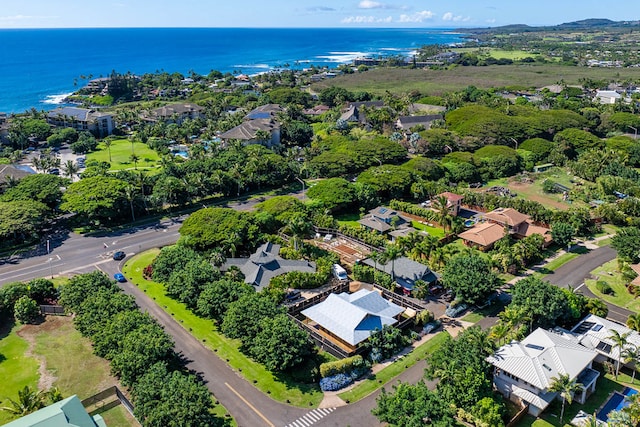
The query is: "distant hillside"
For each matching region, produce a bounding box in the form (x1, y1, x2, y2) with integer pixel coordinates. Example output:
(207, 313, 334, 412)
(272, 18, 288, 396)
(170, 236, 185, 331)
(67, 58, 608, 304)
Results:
(462, 18, 640, 35)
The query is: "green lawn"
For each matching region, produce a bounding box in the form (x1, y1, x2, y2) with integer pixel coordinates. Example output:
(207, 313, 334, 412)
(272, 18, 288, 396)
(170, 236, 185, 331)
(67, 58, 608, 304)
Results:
(335, 212, 361, 228)
(87, 139, 161, 171)
(122, 250, 324, 408)
(411, 221, 445, 238)
(534, 252, 581, 278)
(453, 48, 541, 60)
(0, 321, 39, 425)
(337, 331, 449, 403)
(585, 259, 640, 313)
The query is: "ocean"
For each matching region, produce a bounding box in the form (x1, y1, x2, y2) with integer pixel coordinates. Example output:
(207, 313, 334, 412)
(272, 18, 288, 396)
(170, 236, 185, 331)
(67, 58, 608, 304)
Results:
(0, 28, 465, 113)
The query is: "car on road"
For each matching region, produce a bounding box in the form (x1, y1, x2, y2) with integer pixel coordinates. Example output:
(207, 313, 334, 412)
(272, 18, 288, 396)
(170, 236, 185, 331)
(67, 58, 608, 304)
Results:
(114, 273, 126, 282)
(421, 320, 442, 335)
(113, 251, 126, 260)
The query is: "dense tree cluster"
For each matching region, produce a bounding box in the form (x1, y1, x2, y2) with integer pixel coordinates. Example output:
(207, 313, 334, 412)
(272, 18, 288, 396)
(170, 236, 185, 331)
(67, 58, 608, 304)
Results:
(57, 272, 222, 426)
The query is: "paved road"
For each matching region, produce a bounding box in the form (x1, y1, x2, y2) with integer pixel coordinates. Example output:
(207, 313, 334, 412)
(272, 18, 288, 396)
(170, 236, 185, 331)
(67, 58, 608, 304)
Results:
(543, 245, 634, 323)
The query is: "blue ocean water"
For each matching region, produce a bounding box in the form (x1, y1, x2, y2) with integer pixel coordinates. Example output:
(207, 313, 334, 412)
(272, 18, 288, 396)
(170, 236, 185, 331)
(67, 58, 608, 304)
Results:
(0, 28, 465, 113)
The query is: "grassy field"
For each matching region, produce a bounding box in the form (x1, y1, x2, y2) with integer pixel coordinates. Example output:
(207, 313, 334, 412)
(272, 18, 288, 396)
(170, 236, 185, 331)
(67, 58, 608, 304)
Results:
(337, 331, 449, 403)
(122, 250, 325, 408)
(0, 321, 39, 425)
(585, 259, 640, 313)
(410, 221, 445, 238)
(454, 48, 542, 60)
(311, 64, 640, 96)
(335, 212, 361, 228)
(87, 139, 161, 171)
(0, 317, 135, 427)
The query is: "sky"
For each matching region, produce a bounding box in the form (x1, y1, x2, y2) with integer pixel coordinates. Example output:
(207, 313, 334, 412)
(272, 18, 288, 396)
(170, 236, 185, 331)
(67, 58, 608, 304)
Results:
(0, 0, 637, 29)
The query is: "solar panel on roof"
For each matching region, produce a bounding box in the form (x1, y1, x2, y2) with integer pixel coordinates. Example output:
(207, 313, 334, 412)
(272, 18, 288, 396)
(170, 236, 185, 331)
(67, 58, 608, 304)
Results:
(596, 341, 613, 354)
(379, 208, 387, 214)
(592, 324, 604, 332)
(525, 343, 545, 351)
(575, 321, 596, 334)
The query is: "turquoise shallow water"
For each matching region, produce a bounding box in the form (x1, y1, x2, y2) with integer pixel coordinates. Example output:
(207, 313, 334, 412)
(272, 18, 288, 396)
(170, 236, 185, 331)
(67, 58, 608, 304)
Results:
(0, 27, 464, 113)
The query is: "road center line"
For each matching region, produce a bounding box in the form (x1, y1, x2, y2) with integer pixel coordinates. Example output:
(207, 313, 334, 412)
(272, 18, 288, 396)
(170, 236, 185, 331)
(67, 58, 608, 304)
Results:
(224, 382, 274, 427)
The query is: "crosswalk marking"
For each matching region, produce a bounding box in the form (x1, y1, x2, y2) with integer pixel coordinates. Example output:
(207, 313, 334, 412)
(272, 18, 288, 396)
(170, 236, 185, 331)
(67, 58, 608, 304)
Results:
(286, 408, 335, 427)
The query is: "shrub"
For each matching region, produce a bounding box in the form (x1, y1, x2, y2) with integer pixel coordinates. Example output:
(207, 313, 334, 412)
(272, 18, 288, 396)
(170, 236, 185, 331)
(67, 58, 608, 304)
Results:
(596, 280, 613, 295)
(319, 373, 354, 392)
(320, 355, 367, 378)
(542, 179, 556, 194)
(14, 296, 40, 324)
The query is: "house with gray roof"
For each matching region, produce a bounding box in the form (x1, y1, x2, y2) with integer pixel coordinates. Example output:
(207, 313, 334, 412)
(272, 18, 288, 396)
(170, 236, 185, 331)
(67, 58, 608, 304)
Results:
(0, 164, 33, 187)
(46, 107, 114, 137)
(301, 289, 404, 352)
(219, 118, 281, 147)
(149, 103, 204, 124)
(221, 242, 315, 290)
(357, 206, 410, 234)
(361, 256, 438, 292)
(570, 314, 640, 368)
(395, 114, 443, 131)
(4, 395, 106, 427)
(487, 328, 599, 417)
(244, 104, 283, 120)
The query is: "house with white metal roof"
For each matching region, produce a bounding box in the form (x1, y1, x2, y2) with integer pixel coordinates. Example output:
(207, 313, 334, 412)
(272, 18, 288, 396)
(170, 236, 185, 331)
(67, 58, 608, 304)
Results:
(487, 328, 599, 417)
(570, 314, 640, 368)
(301, 289, 404, 353)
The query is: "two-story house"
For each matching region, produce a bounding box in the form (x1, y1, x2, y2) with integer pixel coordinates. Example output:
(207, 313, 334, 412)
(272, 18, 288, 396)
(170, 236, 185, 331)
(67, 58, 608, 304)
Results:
(46, 107, 114, 138)
(487, 328, 599, 417)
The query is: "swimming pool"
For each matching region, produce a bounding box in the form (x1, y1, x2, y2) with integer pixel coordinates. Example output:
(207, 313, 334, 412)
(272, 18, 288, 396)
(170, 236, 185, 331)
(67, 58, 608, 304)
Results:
(597, 387, 638, 421)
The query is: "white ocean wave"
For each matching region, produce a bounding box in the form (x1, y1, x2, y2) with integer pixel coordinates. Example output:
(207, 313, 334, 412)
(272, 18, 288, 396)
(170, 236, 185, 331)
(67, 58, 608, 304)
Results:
(233, 64, 271, 69)
(42, 92, 73, 104)
(315, 51, 369, 63)
(380, 47, 410, 52)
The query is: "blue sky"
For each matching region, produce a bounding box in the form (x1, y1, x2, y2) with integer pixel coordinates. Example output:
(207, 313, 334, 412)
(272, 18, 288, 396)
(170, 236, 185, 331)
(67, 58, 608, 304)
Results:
(0, 0, 637, 28)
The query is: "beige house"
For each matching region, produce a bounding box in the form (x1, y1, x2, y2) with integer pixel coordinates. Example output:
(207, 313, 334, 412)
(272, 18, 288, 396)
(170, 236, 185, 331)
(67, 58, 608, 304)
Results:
(46, 107, 114, 137)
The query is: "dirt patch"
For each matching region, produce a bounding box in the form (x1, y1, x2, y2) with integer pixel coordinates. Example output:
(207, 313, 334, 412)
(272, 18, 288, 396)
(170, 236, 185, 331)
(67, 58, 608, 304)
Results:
(16, 317, 69, 391)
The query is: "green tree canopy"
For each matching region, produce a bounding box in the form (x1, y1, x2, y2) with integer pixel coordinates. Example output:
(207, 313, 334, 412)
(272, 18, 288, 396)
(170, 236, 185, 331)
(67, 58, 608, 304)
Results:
(166, 258, 219, 309)
(60, 175, 129, 223)
(612, 227, 640, 263)
(249, 314, 315, 372)
(442, 253, 501, 305)
(196, 279, 255, 321)
(221, 292, 284, 343)
(306, 178, 356, 212)
(0, 174, 67, 210)
(179, 207, 259, 252)
(0, 200, 48, 243)
(150, 245, 200, 283)
(510, 276, 571, 327)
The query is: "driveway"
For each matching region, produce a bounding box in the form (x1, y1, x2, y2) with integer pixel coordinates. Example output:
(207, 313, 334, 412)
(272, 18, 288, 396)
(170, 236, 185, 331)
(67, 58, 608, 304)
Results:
(543, 246, 633, 324)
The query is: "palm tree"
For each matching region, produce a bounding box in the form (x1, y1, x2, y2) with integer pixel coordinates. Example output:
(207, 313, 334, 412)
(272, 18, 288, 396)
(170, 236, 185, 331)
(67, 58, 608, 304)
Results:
(104, 139, 113, 163)
(622, 345, 640, 384)
(548, 373, 583, 424)
(609, 329, 631, 379)
(61, 160, 79, 179)
(381, 243, 403, 283)
(129, 153, 140, 170)
(489, 321, 510, 346)
(1, 386, 46, 416)
(627, 313, 640, 332)
(287, 213, 312, 251)
(124, 185, 137, 222)
(433, 195, 453, 232)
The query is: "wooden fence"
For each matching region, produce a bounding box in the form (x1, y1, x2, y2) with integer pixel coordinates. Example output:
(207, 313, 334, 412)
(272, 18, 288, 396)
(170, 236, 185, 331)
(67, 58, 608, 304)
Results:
(81, 386, 136, 420)
(40, 305, 65, 316)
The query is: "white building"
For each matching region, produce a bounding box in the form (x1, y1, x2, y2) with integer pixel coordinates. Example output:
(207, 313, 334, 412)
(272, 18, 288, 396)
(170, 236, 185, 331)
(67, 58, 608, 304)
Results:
(571, 314, 640, 368)
(487, 328, 599, 417)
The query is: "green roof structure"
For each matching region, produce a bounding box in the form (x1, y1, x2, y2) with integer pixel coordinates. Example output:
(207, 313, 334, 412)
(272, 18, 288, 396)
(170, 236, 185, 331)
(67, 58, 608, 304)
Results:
(4, 395, 106, 427)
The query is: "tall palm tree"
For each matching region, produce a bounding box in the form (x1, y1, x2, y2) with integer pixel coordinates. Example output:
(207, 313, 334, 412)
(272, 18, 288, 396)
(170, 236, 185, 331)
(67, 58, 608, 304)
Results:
(548, 373, 583, 424)
(489, 321, 510, 346)
(381, 243, 403, 283)
(61, 160, 79, 179)
(1, 386, 46, 416)
(124, 185, 137, 222)
(622, 345, 640, 384)
(287, 213, 312, 251)
(432, 195, 453, 232)
(104, 139, 113, 163)
(609, 329, 631, 379)
(129, 153, 140, 170)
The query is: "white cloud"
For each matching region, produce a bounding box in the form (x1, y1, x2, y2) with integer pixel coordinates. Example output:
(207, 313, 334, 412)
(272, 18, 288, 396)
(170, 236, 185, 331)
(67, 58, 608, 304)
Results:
(342, 15, 393, 23)
(359, 0, 384, 8)
(442, 12, 470, 22)
(398, 10, 434, 23)
(486, 18, 496, 24)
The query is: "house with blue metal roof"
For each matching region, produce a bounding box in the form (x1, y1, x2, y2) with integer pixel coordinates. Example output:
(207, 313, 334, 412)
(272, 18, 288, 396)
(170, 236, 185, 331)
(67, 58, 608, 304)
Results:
(4, 395, 107, 427)
(301, 289, 404, 353)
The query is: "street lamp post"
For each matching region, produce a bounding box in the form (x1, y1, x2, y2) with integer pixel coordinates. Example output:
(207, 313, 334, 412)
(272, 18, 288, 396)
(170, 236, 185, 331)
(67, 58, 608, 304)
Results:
(630, 126, 638, 140)
(48, 257, 53, 279)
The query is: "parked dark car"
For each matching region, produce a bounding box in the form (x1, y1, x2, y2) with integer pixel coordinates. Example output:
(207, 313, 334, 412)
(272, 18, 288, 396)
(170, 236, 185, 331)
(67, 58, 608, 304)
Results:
(113, 251, 126, 260)
(421, 320, 442, 335)
(445, 302, 469, 318)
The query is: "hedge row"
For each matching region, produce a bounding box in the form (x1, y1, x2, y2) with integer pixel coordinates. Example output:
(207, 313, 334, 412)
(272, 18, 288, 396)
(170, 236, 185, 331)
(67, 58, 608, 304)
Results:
(320, 355, 367, 378)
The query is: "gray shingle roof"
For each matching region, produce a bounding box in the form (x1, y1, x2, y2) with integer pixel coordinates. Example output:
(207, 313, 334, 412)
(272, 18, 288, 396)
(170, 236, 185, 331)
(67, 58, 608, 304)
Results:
(221, 242, 315, 290)
(361, 256, 437, 289)
(219, 119, 279, 141)
(301, 289, 404, 346)
(47, 107, 111, 122)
